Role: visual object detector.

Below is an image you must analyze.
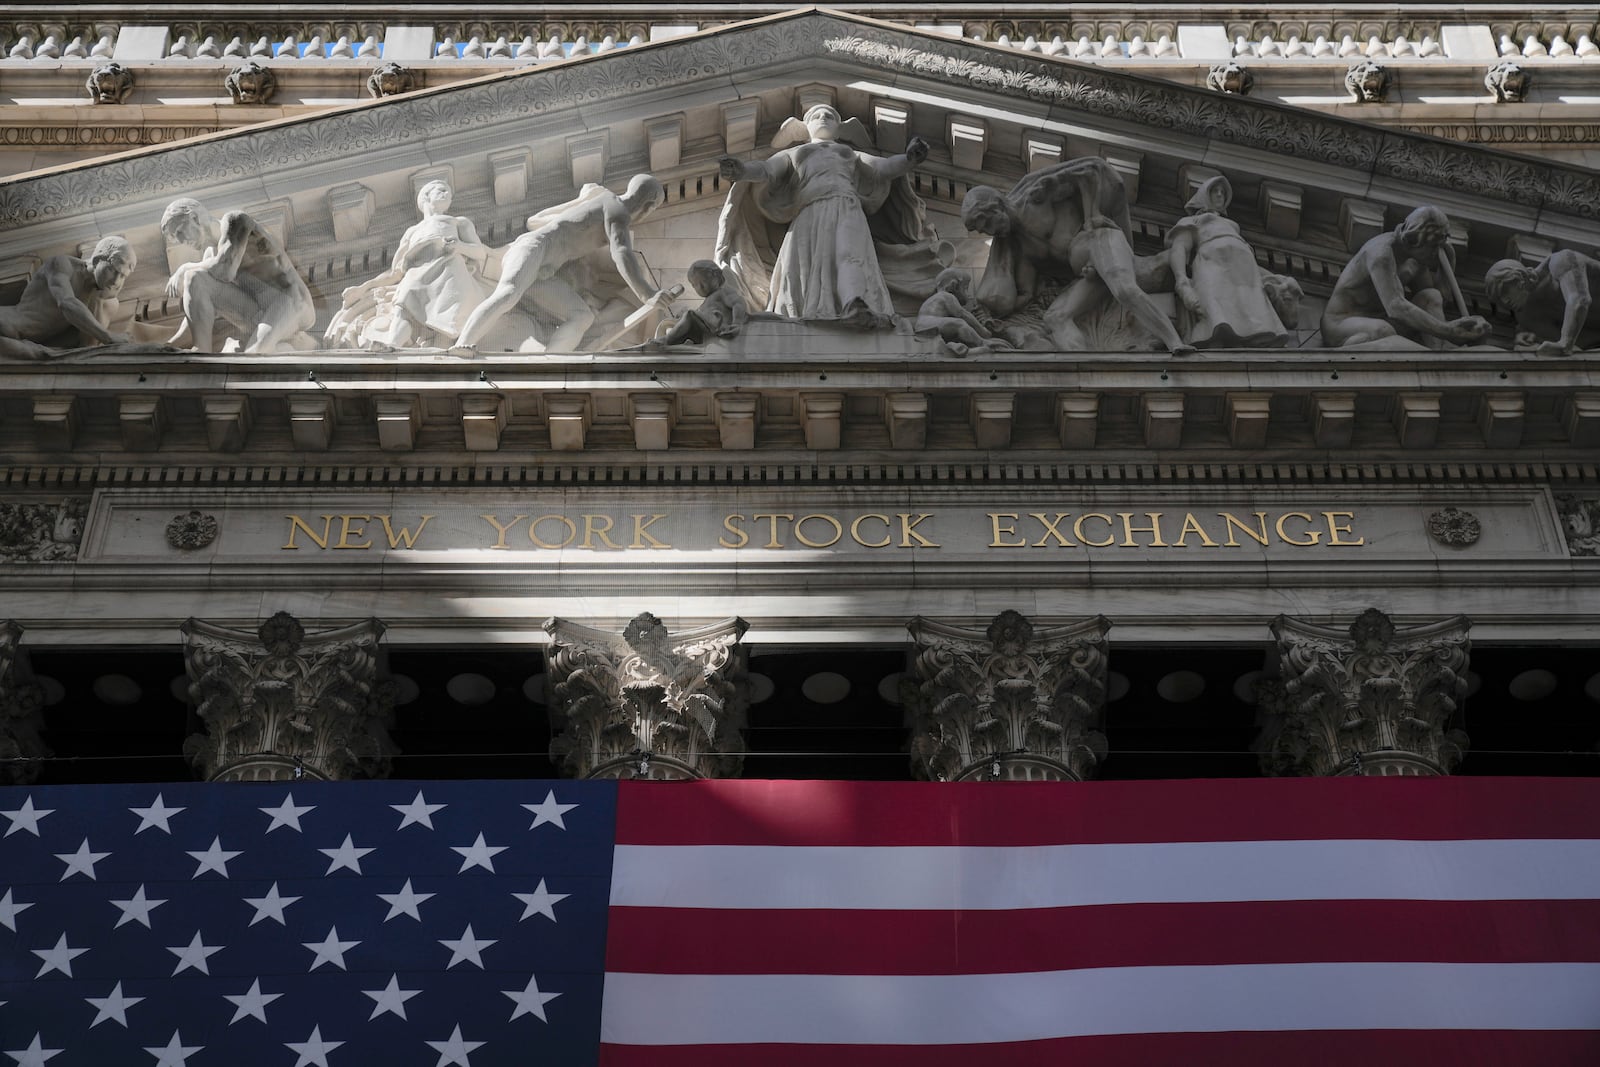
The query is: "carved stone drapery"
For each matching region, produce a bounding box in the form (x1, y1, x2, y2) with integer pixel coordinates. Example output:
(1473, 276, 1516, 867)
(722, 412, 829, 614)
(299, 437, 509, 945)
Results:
(0, 621, 50, 785)
(1261, 608, 1471, 777)
(907, 611, 1111, 782)
(181, 611, 394, 782)
(544, 613, 748, 780)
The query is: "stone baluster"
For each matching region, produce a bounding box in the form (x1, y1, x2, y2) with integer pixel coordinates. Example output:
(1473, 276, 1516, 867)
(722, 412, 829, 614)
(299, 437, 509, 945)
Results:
(907, 610, 1111, 782)
(544, 612, 749, 780)
(1260, 608, 1470, 777)
(181, 611, 394, 782)
(0, 621, 50, 785)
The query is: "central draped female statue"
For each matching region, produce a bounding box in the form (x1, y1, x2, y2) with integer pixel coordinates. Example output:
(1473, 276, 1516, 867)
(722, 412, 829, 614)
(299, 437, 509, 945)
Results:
(714, 104, 942, 328)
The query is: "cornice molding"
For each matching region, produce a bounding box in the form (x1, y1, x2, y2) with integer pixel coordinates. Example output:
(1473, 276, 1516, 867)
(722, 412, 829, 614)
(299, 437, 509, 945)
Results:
(2, 10, 1597, 232)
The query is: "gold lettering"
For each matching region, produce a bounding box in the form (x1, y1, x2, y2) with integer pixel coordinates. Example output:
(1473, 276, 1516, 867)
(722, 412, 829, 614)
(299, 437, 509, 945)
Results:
(334, 514, 373, 550)
(1275, 512, 1321, 546)
(1324, 511, 1364, 546)
(529, 514, 577, 549)
(582, 514, 622, 550)
(751, 513, 793, 549)
(1117, 512, 1169, 547)
(719, 514, 749, 549)
(1220, 512, 1271, 547)
(1074, 513, 1116, 548)
(988, 513, 1025, 548)
(631, 514, 672, 549)
(1029, 513, 1076, 548)
(795, 513, 843, 548)
(850, 514, 892, 548)
(377, 514, 433, 549)
(480, 514, 528, 550)
(1173, 512, 1219, 548)
(898, 513, 939, 548)
(282, 514, 333, 550)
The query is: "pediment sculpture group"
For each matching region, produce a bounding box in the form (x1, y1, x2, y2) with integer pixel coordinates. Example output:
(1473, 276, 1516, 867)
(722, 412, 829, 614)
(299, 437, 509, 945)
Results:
(4, 102, 1598, 361)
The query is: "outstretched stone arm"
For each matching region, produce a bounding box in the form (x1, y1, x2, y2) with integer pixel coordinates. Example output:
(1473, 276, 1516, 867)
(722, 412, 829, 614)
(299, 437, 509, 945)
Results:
(45, 260, 122, 344)
(862, 135, 930, 178)
(604, 203, 664, 305)
(1370, 248, 1472, 343)
(1548, 250, 1595, 355)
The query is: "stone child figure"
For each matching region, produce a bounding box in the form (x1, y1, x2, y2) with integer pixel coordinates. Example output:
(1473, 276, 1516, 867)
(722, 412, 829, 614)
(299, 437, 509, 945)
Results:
(453, 173, 670, 352)
(161, 198, 317, 353)
(659, 260, 747, 346)
(962, 157, 1191, 355)
(1484, 250, 1600, 356)
(1320, 205, 1490, 349)
(0, 236, 135, 359)
(915, 268, 1013, 356)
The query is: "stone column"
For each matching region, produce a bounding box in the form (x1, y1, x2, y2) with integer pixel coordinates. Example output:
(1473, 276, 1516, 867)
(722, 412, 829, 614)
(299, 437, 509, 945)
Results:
(544, 612, 748, 780)
(1261, 608, 1471, 777)
(181, 611, 394, 782)
(0, 621, 50, 785)
(906, 610, 1111, 782)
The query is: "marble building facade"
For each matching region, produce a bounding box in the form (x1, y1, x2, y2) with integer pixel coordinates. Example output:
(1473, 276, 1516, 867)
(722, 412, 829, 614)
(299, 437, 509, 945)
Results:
(1, 4, 1597, 786)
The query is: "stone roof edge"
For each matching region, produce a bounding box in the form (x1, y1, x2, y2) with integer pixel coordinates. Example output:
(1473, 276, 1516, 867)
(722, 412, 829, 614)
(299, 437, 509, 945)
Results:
(0, 7, 1595, 233)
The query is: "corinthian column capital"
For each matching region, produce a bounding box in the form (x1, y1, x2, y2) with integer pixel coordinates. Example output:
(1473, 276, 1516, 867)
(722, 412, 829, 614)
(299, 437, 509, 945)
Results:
(1262, 608, 1471, 777)
(0, 621, 50, 785)
(544, 612, 749, 780)
(181, 612, 394, 782)
(907, 610, 1111, 782)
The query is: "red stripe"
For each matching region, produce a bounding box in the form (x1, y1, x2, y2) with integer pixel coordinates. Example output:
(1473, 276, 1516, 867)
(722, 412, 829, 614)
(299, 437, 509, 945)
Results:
(600, 1030, 1600, 1067)
(614, 778, 1600, 847)
(605, 899, 1600, 974)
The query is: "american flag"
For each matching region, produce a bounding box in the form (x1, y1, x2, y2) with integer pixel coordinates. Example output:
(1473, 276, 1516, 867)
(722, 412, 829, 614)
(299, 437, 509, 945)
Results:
(4, 777, 1600, 1066)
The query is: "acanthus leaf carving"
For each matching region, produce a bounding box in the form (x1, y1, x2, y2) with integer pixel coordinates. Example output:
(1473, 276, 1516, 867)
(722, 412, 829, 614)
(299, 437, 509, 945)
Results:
(180, 611, 394, 782)
(1261, 608, 1471, 777)
(544, 612, 748, 779)
(907, 610, 1111, 782)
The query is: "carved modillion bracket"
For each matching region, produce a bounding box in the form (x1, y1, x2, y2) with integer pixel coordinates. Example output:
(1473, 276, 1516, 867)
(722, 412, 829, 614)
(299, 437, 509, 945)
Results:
(907, 611, 1112, 782)
(544, 613, 750, 780)
(460, 393, 507, 451)
(374, 394, 421, 451)
(546, 392, 592, 451)
(33, 395, 79, 451)
(1259, 608, 1471, 777)
(181, 611, 395, 783)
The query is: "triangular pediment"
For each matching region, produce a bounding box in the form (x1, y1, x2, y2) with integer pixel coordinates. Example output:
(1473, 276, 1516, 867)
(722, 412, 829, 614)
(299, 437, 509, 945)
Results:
(1, 6, 1595, 352)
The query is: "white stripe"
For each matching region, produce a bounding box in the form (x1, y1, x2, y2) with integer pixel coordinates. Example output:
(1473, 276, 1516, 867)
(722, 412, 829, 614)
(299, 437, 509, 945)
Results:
(601, 963, 1600, 1045)
(611, 839, 1600, 909)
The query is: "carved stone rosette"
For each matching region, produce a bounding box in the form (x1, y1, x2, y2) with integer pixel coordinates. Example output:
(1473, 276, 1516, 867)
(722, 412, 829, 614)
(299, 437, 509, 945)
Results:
(544, 613, 749, 780)
(906, 611, 1111, 782)
(0, 621, 51, 785)
(181, 611, 394, 782)
(1261, 608, 1471, 777)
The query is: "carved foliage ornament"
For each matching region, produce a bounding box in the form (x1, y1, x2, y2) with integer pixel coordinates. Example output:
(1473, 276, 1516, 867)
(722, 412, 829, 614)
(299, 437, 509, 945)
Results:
(0, 621, 51, 785)
(906, 610, 1111, 782)
(180, 611, 394, 782)
(1556, 495, 1600, 556)
(1262, 608, 1471, 777)
(544, 613, 749, 780)
(166, 510, 219, 550)
(0, 499, 88, 563)
(1426, 506, 1481, 547)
